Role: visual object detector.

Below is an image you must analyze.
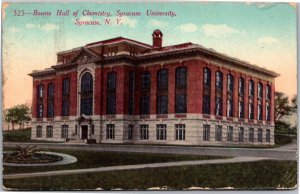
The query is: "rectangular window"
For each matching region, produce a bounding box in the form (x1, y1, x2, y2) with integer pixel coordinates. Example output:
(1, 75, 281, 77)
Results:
(46, 126, 53, 138)
(249, 103, 254, 120)
(203, 95, 210, 114)
(215, 125, 222, 141)
(215, 97, 222, 116)
(36, 126, 42, 138)
(227, 126, 233, 141)
(128, 125, 134, 140)
(203, 124, 210, 141)
(249, 128, 254, 142)
(239, 78, 244, 95)
(266, 103, 271, 121)
(91, 124, 94, 135)
(106, 124, 115, 139)
(156, 124, 167, 140)
(62, 78, 70, 95)
(107, 95, 116, 114)
(227, 99, 233, 117)
(38, 104, 43, 118)
(61, 125, 68, 138)
(141, 96, 150, 115)
(239, 127, 244, 142)
(141, 72, 151, 89)
(266, 129, 270, 143)
(128, 71, 135, 115)
(175, 124, 185, 140)
(37, 84, 44, 118)
(175, 94, 187, 113)
(258, 104, 263, 120)
(140, 124, 149, 140)
(62, 78, 70, 116)
(258, 129, 263, 142)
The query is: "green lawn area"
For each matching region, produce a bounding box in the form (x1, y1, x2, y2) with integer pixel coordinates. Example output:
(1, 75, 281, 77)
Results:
(3, 148, 228, 174)
(3, 160, 296, 190)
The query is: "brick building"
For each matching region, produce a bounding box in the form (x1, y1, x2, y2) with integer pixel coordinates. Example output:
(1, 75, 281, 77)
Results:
(29, 29, 279, 145)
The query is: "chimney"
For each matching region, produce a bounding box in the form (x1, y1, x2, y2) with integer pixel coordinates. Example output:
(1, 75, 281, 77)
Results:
(152, 29, 163, 48)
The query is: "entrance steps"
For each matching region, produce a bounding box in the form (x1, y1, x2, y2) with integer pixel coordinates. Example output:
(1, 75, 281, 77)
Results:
(66, 139, 86, 144)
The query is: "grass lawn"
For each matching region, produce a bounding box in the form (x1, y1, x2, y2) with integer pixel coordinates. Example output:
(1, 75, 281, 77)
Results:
(3, 148, 228, 174)
(3, 160, 296, 190)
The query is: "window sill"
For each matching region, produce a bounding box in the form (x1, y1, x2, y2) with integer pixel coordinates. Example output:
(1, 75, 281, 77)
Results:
(227, 117, 233, 121)
(175, 114, 186, 118)
(140, 115, 150, 119)
(202, 114, 211, 119)
(156, 114, 168, 119)
(106, 115, 116, 119)
(215, 115, 223, 120)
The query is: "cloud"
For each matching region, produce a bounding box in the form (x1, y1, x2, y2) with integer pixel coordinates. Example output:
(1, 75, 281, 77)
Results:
(257, 36, 279, 45)
(149, 19, 168, 28)
(201, 24, 238, 38)
(177, 23, 198, 33)
(25, 23, 59, 31)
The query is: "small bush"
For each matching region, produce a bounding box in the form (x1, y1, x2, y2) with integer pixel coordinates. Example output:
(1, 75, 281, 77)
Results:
(3, 128, 31, 142)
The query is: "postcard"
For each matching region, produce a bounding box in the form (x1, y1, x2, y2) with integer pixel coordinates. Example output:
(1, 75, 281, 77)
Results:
(2, 1, 297, 191)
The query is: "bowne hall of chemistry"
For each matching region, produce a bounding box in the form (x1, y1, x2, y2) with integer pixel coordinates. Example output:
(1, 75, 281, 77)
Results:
(29, 30, 279, 146)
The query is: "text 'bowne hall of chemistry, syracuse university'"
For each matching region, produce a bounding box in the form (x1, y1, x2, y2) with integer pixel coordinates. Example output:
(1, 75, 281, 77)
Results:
(29, 29, 279, 146)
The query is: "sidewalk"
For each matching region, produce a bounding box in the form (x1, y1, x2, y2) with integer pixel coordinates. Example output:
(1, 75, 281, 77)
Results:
(4, 156, 268, 179)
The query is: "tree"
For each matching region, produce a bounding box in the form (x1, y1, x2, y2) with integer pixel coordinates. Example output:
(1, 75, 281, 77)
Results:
(4, 104, 31, 130)
(291, 95, 297, 112)
(275, 92, 294, 121)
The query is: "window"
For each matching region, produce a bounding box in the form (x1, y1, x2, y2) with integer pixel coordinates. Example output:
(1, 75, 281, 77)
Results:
(62, 78, 70, 116)
(249, 80, 254, 97)
(266, 85, 271, 100)
(203, 95, 210, 114)
(258, 104, 263, 120)
(157, 69, 168, 89)
(75, 125, 77, 135)
(141, 71, 151, 115)
(258, 128, 263, 142)
(156, 124, 167, 140)
(239, 77, 245, 95)
(37, 84, 44, 118)
(106, 124, 115, 139)
(107, 72, 116, 114)
(227, 126, 233, 141)
(227, 99, 233, 117)
(47, 83, 55, 118)
(215, 97, 222, 116)
(128, 71, 135, 115)
(141, 96, 150, 115)
(249, 128, 254, 142)
(175, 94, 187, 113)
(215, 125, 222, 141)
(227, 74, 234, 92)
(157, 69, 168, 114)
(249, 102, 254, 120)
(203, 68, 211, 114)
(176, 67, 187, 88)
(80, 72, 93, 115)
(239, 101, 244, 118)
(46, 126, 53, 138)
(215, 71, 223, 89)
(140, 124, 149, 140)
(61, 125, 68, 138)
(36, 126, 42, 138)
(266, 102, 271, 121)
(204, 68, 211, 86)
(128, 125, 133, 140)
(141, 71, 151, 89)
(203, 124, 210, 141)
(266, 129, 270, 143)
(157, 95, 168, 114)
(258, 83, 263, 98)
(175, 124, 185, 140)
(91, 124, 94, 135)
(239, 127, 244, 142)
(175, 67, 187, 114)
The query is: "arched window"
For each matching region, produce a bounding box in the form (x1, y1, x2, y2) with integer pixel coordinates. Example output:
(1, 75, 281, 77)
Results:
(203, 68, 211, 114)
(266, 84, 271, 100)
(37, 84, 44, 118)
(62, 78, 70, 116)
(47, 83, 55, 118)
(140, 71, 151, 115)
(258, 82, 263, 98)
(107, 71, 116, 114)
(215, 71, 223, 116)
(157, 69, 168, 114)
(249, 80, 255, 97)
(216, 71, 223, 89)
(80, 72, 93, 115)
(227, 74, 234, 117)
(239, 77, 245, 95)
(175, 67, 187, 113)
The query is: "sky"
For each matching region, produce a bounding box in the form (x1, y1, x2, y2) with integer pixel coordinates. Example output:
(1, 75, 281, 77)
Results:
(2, 2, 297, 109)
